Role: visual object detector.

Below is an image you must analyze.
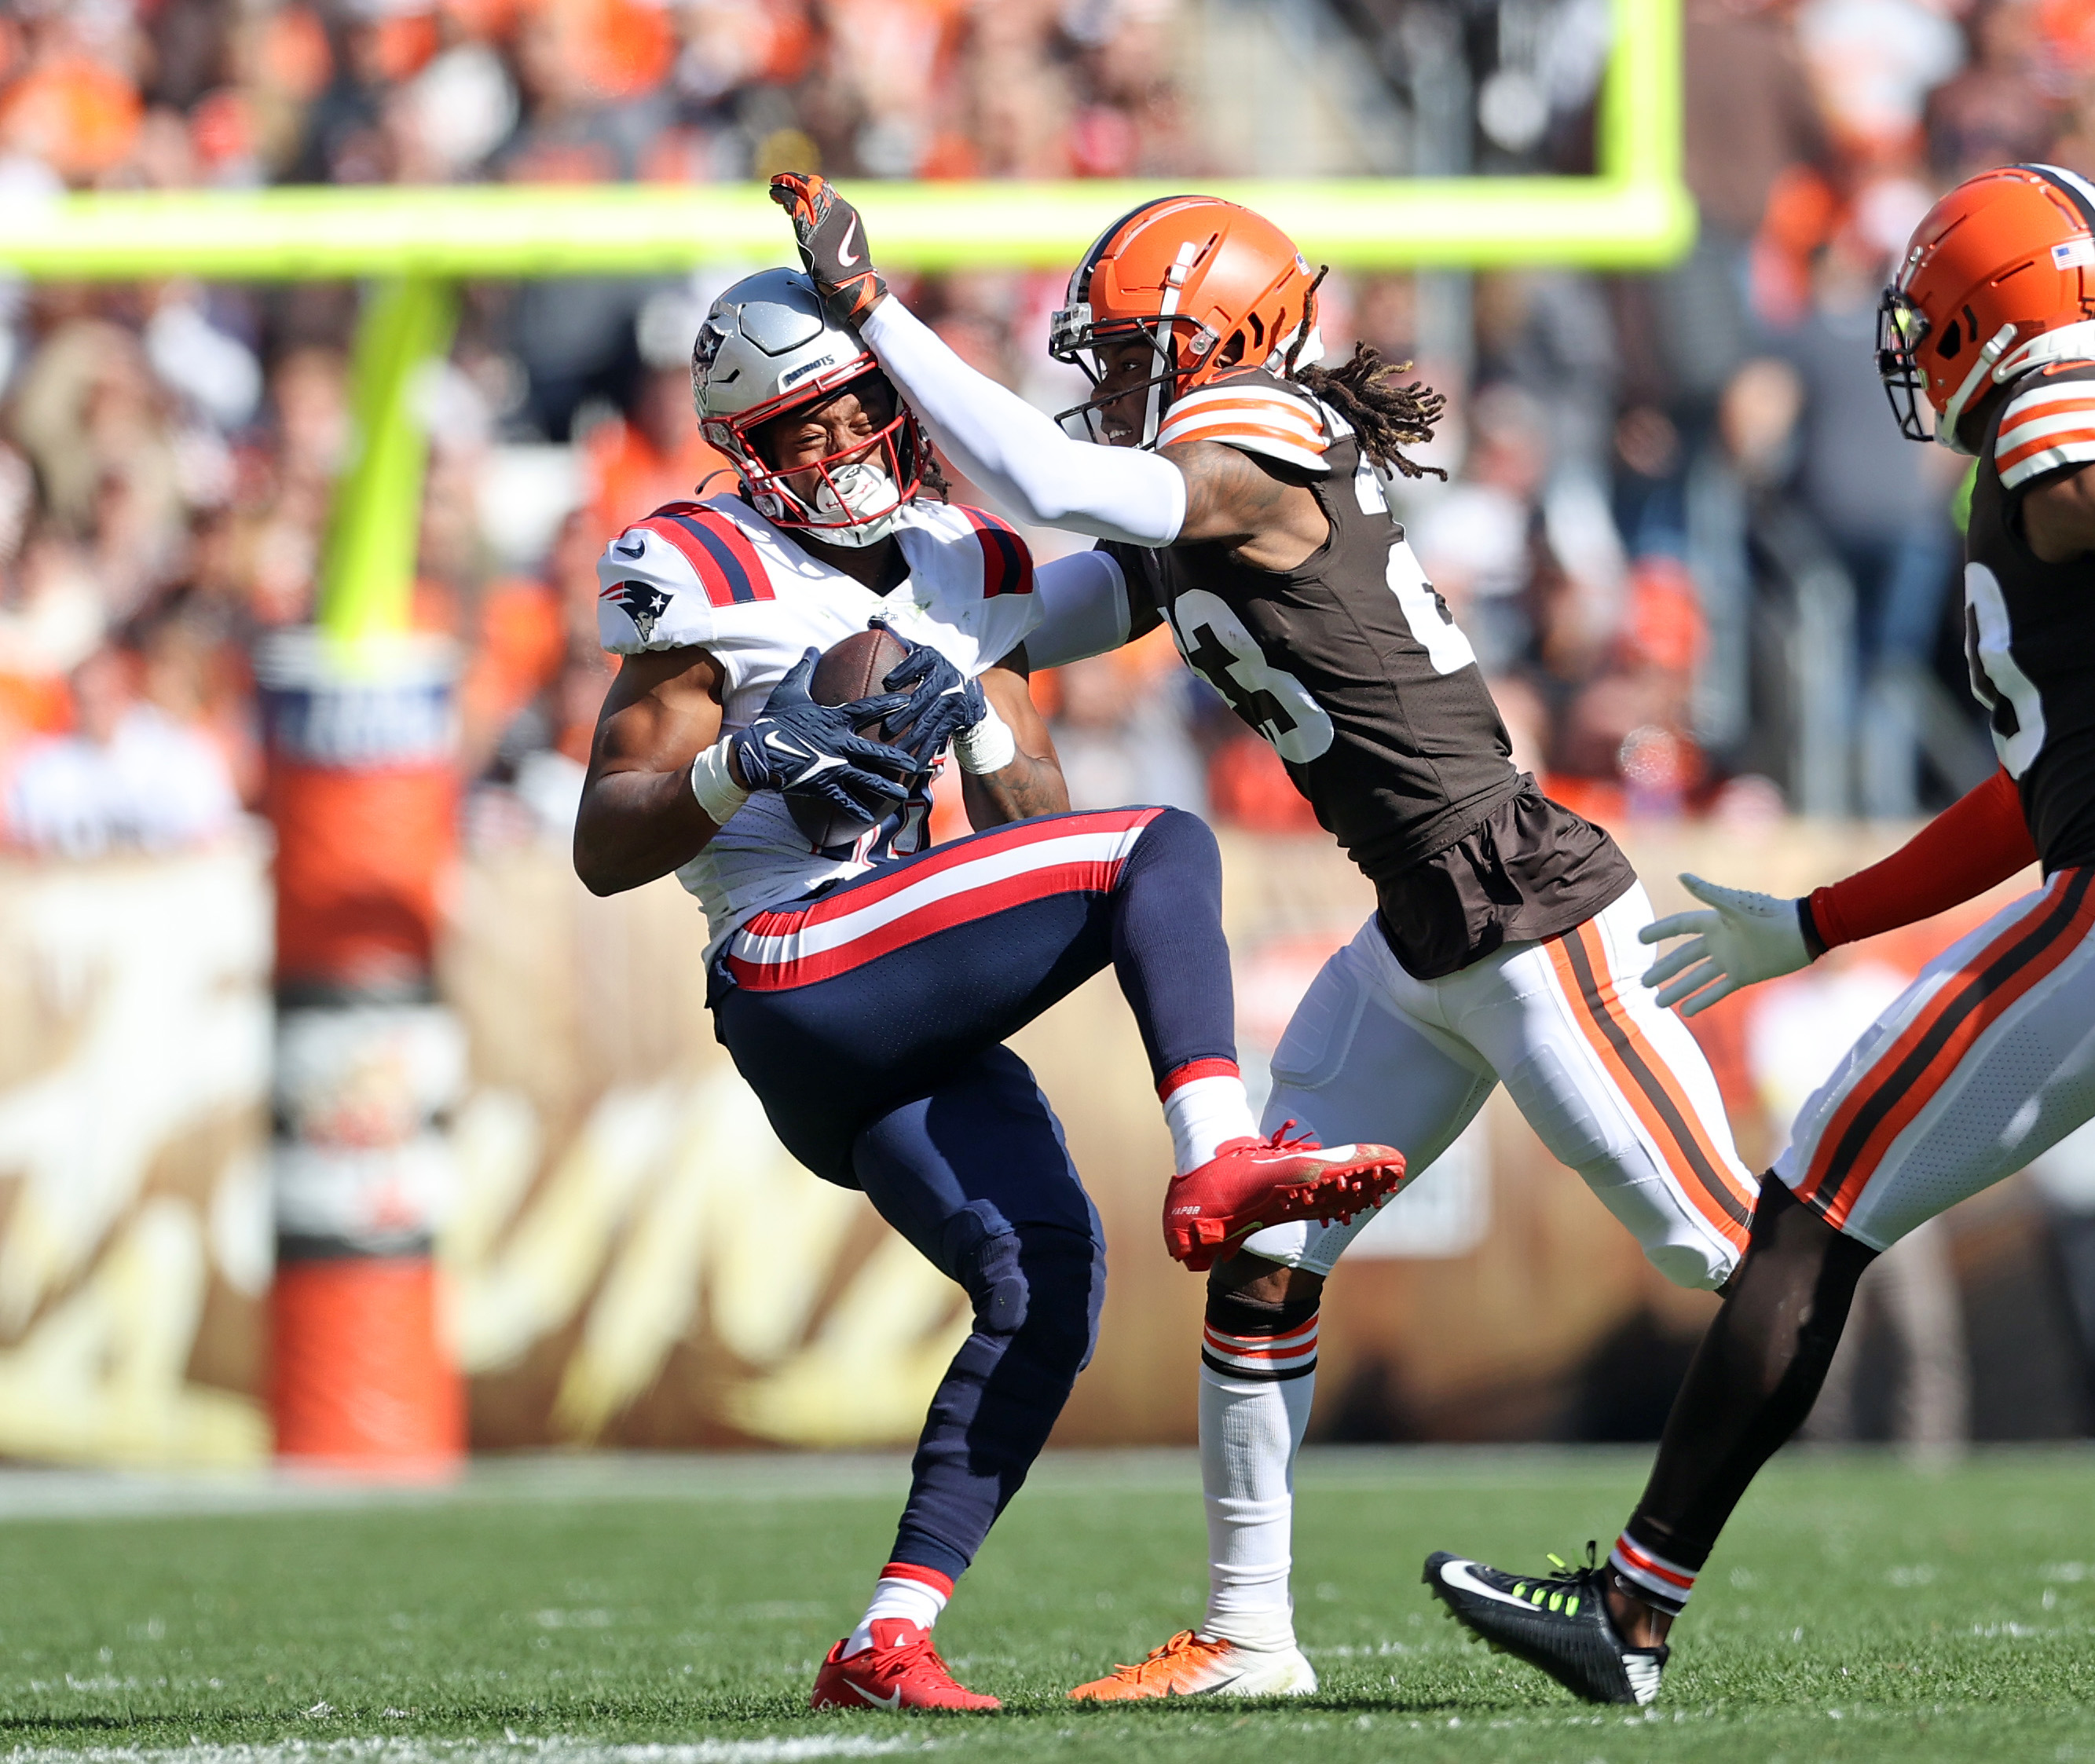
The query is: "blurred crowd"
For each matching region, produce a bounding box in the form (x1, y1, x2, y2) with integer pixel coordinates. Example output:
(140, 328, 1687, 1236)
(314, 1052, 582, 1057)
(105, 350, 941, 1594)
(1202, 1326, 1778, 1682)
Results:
(0, 0, 2075, 858)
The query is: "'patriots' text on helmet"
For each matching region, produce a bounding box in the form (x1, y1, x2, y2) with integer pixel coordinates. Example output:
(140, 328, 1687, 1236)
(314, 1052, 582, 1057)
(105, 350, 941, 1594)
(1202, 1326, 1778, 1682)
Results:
(1879, 163, 2095, 453)
(690, 268, 930, 547)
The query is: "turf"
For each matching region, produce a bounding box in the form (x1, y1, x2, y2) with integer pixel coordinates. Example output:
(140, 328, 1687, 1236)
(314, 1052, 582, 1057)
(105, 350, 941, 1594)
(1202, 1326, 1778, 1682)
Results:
(2, 1447, 2093, 1764)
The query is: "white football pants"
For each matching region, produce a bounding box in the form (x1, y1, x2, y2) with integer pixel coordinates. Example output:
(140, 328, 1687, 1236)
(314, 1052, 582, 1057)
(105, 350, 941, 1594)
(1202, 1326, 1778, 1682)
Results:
(1192, 883, 1756, 1654)
(1777, 866, 2095, 1249)
(1243, 882, 1756, 1287)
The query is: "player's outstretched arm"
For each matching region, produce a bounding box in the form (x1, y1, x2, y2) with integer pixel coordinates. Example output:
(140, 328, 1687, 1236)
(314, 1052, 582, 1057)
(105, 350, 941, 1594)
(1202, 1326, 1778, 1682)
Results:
(857, 293, 1188, 545)
(1639, 767, 2038, 1014)
(961, 654, 1068, 830)
(575, 646, 733, 896)
(772, 173, 1186, 543)
(771, 175, 1325, 567)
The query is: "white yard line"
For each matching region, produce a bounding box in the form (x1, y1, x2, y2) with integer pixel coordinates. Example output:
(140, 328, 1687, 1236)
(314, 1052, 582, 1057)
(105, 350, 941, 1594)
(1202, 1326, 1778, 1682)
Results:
(2, 1740, 921, 1764)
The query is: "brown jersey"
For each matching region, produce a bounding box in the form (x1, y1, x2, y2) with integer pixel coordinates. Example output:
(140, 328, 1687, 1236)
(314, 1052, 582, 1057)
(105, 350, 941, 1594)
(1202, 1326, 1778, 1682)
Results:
(1968, 363, 2095, 871)
(1104, 367, 1632, 976)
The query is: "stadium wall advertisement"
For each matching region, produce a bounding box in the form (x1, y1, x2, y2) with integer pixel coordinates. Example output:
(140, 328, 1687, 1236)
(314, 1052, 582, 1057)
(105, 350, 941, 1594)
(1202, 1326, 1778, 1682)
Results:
(0, 825, 2047, 1468)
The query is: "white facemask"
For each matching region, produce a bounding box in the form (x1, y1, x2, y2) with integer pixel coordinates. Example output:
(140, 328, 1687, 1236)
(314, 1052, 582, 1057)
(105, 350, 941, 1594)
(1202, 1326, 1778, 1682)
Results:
(809, 460, 906, 546)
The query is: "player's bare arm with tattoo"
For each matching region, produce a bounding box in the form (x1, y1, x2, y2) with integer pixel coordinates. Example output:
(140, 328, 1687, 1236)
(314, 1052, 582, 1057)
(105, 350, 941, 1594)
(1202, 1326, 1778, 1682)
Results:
(961, 648, 1069, 828)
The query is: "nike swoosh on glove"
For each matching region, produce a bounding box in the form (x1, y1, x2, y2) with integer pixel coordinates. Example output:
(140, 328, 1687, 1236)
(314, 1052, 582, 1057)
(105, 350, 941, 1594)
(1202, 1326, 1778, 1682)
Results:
(876, 629, 989, 767)
(728, 649, 926, 826)
(769, 172, 888, 326)
(1638, 872, 1814, 1016)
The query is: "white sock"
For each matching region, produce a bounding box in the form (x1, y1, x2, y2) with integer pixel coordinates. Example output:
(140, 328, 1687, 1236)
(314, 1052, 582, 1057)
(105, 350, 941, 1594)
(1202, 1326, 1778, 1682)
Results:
(844, 1563, 951, 1656)
(1162, 1062, 1259, 1175)
(1197, 1356, 1316, 1650)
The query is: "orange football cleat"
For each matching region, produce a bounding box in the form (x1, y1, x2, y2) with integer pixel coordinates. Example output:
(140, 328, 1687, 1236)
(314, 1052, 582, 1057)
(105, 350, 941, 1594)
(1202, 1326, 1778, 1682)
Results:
(1068, 1629, 1317, 1700)
(809, 1620, 1001, 1711)
(1163, 1125, 1407, 1271)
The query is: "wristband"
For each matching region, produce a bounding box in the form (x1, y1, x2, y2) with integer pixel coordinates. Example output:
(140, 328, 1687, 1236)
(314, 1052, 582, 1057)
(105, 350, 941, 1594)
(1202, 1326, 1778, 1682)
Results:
(953, 704, 1017, 774)
(690, 741, 752, 825)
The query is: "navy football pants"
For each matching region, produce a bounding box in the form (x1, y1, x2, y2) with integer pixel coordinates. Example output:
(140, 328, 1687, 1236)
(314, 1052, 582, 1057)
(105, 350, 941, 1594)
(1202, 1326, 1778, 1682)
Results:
(712, 805, 1236, 1583)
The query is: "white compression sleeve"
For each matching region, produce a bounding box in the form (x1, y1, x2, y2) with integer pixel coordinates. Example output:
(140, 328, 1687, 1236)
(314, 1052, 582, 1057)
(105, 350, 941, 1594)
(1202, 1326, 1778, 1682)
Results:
(1027, 550, 1131, 668)
(859, 296, 1187, 547)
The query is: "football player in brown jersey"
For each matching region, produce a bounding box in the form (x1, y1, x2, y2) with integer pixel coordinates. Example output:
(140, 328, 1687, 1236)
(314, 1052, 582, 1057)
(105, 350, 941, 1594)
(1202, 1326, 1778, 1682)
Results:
(1423, 161, 2095, 1706)
(772, 174, 1764, 1698)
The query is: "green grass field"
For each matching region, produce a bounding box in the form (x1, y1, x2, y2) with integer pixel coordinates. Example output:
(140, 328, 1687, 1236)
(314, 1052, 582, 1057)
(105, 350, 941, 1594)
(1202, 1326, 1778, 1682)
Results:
(2, 1447, 2093, 1764)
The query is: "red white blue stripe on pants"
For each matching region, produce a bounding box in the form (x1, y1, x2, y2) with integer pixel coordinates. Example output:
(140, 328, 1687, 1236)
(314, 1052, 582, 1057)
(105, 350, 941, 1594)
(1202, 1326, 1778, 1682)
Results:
(724, 807, 1166, 992)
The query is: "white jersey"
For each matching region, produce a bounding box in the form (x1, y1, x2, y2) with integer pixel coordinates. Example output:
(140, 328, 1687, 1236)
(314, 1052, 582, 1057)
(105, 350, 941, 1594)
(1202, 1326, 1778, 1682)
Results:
(596, 492, 1040, 956)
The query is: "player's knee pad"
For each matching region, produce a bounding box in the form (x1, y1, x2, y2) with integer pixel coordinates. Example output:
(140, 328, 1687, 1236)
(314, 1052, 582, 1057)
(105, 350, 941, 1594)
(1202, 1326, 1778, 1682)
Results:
(946, 1208, 1104, 1356)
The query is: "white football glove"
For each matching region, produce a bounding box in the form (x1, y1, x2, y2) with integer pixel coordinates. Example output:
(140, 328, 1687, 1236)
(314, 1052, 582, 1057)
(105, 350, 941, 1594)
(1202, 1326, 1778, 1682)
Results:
(1637, 873, 1815, 1016)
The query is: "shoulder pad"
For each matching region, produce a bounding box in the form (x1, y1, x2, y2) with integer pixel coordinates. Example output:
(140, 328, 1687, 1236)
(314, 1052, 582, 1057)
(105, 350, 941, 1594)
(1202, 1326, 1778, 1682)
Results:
(595, 501, 778, 653)
(629, 502, 776, 606)
(955, 505, 1035, 597)
(1995, 367, 2095, 491)
(1156, 369, 1331, 474)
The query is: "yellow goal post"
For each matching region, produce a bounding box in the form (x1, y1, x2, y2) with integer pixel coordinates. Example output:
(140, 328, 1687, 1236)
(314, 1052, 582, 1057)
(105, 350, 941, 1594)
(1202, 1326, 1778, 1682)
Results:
(0, 0, 1690, 639)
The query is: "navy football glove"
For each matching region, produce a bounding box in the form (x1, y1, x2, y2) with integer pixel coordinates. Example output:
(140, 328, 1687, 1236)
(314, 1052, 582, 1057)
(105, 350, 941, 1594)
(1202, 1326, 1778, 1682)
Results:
(879, 631, 990, 767)
(768, 172, 888, 326)
(729, 649, 925, 825)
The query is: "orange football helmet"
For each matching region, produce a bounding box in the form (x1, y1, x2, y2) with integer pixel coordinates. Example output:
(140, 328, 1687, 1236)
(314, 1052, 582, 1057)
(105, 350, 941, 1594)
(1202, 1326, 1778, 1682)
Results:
(1879, 163, 2095, 452)
(1049, 196, 1323, 445)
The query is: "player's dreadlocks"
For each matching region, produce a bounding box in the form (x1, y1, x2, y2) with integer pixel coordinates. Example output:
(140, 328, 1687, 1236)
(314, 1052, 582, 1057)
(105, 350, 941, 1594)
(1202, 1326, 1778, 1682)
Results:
(916, 445, 953, 501)
(1281, 266, 1447, 481)
(1291, 347, 1447, 483)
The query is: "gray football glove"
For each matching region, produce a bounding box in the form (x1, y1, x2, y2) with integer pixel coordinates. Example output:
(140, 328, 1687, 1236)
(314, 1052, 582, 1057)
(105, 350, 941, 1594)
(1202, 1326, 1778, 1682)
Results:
(1638, 873, 1815, 1016)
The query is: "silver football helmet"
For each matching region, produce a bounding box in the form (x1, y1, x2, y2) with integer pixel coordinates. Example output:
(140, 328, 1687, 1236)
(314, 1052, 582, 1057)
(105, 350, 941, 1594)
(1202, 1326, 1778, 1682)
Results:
(690, 268, 926, 547)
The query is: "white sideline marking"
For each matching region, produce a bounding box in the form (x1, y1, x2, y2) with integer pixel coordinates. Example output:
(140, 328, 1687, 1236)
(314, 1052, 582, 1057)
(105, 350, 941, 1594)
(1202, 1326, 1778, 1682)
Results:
(2, 1742, 918, 1764)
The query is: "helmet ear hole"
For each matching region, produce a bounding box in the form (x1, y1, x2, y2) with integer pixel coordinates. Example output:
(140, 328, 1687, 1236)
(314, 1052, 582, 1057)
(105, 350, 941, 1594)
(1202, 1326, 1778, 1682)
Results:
(1215, 330, 1248, 369)
(1939, 317, 1963, 359)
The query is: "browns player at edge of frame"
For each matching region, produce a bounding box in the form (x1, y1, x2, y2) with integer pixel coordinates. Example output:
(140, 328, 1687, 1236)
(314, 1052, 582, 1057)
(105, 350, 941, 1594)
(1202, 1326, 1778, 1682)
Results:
(1424, 160, 2095, 1706)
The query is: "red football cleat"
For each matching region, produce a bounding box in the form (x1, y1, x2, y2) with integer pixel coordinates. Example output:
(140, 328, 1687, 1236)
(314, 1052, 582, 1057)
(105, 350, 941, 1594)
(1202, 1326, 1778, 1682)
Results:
(1163, 1124, 1408, 1271)
(809, 1619, 1002, 1711)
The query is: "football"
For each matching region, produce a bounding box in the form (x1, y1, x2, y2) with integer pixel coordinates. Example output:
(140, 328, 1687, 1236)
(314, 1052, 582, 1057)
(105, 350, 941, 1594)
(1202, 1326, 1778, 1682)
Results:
(787, 624, 914, 851)
(808, 624, 911, 710)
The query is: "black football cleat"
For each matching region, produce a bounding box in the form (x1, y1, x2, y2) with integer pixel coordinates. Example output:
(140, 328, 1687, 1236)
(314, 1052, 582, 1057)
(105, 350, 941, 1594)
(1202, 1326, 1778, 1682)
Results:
(1423, 1548, 1667, 1707)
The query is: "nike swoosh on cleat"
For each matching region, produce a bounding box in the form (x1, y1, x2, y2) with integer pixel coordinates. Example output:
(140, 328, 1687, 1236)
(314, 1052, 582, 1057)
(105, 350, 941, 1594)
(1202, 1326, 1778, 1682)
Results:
(837, 216, 863, 269)
(1435, 1558, 1544, 1614)
(848, 1682, 901, 1710)
(613, 539, 646, 558)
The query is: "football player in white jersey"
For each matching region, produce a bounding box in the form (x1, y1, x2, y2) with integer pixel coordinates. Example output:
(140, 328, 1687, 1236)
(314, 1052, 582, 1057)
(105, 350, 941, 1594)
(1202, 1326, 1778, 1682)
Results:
(573, 268, 1404, 1711)
(769, 174, 1760, 1700)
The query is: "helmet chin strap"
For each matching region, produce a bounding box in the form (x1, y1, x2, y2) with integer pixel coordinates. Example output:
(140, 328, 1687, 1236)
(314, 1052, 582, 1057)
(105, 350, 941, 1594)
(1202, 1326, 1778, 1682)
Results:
(1936, 323, 2020, 452)
(1936, 318, 2095, 451)
(1145, 243, 1203, 448)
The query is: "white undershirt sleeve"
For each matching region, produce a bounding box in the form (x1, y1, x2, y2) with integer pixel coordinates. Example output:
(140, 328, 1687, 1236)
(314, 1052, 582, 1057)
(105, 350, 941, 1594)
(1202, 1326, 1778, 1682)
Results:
(1025, 549, 1133, 668)
(860, 295, 1187, 548)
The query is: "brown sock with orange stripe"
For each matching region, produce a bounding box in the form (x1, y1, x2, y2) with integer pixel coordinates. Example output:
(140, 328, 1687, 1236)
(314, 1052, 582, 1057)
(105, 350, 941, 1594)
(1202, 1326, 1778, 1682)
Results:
(1617, 1177, 1877, 1598)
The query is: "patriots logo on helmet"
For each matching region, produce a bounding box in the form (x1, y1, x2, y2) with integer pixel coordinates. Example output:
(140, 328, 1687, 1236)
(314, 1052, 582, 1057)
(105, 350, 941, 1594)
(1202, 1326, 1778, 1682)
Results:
(606, 580, 673, 643)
